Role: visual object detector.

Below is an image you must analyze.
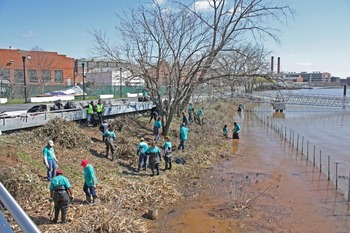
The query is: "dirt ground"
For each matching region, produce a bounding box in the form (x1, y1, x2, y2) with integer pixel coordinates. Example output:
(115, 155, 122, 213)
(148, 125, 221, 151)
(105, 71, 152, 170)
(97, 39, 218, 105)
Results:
(150, 111, 350, 233)
(1, 101, 350, 232)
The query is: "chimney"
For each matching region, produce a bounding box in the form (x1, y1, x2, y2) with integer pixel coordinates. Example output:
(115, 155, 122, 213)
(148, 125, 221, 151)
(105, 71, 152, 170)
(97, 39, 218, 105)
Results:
(271, 56, 274, 72)
(277, 57, 280, 74)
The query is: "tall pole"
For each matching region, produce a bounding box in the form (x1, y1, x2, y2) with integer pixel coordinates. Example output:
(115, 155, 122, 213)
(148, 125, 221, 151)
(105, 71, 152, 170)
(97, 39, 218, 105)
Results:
(119, 67, 122, 98)
(22, 56, 27, 103)
(82, 63, 85, 100)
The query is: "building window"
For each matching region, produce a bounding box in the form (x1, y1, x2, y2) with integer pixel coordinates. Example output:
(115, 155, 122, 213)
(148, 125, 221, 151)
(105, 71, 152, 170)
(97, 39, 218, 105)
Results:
(54, 70, 63, 83)
(42, 70, 51, 83)
(0, 69, 10, 81)
(14, 69, 24, 84)
(29, 70, 38, 83)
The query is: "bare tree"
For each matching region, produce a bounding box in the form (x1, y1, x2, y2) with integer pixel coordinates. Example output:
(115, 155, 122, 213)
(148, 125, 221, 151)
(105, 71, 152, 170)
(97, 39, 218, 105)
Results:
(30, 46, 58, 94)
(92, 0, 294, 135)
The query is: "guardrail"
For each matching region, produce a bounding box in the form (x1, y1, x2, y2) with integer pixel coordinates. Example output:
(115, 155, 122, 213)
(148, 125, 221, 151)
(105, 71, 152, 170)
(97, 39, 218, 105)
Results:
(0, 100, 153, 132)
(0, 182, 40, 233)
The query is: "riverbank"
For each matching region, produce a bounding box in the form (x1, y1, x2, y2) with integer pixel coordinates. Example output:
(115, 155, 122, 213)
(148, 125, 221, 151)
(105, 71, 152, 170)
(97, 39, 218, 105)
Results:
(150, 109, 350, 232)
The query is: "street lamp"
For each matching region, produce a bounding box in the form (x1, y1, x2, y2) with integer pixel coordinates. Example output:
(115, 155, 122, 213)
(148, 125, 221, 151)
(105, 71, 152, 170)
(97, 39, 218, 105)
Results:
(82, 63, 85, 100)
(119, 67, 122, 98)
(22, 56, 27, 103)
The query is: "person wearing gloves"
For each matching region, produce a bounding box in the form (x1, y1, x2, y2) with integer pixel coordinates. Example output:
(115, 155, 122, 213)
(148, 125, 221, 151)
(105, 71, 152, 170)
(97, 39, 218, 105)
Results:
(49, 169, 73, 224)
(43, 139, 58, 181)
(81, 159, 99, 204)
(104, 125, 116, 161)
(145, 141, 162, 176)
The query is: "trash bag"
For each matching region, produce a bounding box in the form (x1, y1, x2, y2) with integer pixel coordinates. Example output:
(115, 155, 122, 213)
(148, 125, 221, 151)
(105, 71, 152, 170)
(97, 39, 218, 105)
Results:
(174, 157, 186, 165)
(64, 101, 77, 109)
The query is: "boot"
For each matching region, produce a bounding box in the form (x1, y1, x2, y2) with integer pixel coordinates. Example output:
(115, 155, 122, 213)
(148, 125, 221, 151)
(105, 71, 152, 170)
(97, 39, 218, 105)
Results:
(156, 165, 160, 175)
(111, 153, 115, 161)
(106, 151, 109, 159)
(165, 163, 168, 170)
(168, 162, 172, 170)
(51, 208, 59, 224)
(84, 196, 91, 204)
(61, 209, 67, 224)
(151, 169, 155, 176)
(92, 197, 99, 204)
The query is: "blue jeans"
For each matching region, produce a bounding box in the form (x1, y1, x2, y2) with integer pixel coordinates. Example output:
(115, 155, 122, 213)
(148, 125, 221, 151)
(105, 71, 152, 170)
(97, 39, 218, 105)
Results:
(154, 127, 160, 142)
(83, 182, 97, 199)
(47, 159, 57, 181)
(137, 153, 148, 172)
(178, 140, 185, 150)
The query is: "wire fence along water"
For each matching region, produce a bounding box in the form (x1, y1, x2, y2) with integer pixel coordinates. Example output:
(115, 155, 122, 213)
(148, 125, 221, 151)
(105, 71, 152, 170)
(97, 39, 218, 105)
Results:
(252, 110, 350, 201)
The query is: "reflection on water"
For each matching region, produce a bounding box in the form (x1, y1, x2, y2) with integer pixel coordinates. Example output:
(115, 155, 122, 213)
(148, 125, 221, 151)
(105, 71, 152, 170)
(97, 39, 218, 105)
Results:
(254, 100, 350, 195)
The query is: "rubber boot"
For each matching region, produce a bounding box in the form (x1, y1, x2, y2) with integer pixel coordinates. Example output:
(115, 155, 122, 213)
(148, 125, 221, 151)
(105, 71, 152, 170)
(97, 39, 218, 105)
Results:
(156, 164, 160, 175)
(111, 152, 115, 161)
(84, 196, 91, 204)
(61, 209, 67, 224)
(168, 162, 172, 170)
(151, 169, 155, 176)
(106, 151, 109, 159)
(51, 208, 59, 224)
(165, 163, 168, 170)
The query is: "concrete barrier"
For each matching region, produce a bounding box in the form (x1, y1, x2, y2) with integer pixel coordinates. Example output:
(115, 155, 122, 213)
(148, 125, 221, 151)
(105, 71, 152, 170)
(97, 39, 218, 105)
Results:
(126, 93, 142, 98)
(98, 94, 114, 99)
(29, 95, 75, 103)
(0, 98, 8, 104)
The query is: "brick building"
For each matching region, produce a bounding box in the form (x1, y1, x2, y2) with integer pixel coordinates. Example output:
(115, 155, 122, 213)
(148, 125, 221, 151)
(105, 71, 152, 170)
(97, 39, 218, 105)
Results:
(0, 48, 75, 86)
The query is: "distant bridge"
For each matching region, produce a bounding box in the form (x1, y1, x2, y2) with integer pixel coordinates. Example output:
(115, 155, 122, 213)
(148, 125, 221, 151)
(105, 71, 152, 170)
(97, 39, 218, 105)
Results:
(245, 93, 350, 108)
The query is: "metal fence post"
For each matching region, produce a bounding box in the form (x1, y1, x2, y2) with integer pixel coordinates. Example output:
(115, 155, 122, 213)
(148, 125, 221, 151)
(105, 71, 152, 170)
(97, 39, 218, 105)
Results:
(328, 156, 330, 181)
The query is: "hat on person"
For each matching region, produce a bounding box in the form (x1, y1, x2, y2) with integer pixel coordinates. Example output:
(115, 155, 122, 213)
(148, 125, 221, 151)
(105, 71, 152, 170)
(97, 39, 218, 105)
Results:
(80, 159, 88, 166)
(56, 169, 63, 175)
(48, 140, 54, 147)
(140, 138, 144, 142)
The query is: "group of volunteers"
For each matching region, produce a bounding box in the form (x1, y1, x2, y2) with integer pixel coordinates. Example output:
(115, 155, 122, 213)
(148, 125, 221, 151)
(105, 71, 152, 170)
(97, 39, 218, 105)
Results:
(86, 99, 105, 127)
(43, 100, 242, 224)
(43, 139, 98, 224)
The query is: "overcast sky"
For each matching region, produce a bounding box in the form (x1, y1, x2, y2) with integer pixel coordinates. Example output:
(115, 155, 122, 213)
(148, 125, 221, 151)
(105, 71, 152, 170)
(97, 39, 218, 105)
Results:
(0, 0, 349, 78)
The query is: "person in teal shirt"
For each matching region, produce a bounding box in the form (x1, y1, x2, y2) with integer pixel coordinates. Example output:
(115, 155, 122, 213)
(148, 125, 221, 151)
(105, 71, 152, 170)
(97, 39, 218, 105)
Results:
(49, 169, 73, 224)
(196, 107, 204, 125)
(223, 125, 228, 138)
(80, 159, 98, 204)
(178, 123, 189, 151)
(145, 141, 162, 176)
(233, 122, 241, 139)
(163, 136, 172, 170)
(43, 139, 58, 181)
(187, 102, 195, 122)
(104, 125, 116, 161)
(153, 116, 162, 142)
(136, 138, 148, 172)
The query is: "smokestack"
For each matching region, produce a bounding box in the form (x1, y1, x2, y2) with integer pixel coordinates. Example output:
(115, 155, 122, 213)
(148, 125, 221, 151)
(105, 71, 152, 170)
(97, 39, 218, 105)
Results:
(277, 57, 280, 74)
(271, 56, 274, 72)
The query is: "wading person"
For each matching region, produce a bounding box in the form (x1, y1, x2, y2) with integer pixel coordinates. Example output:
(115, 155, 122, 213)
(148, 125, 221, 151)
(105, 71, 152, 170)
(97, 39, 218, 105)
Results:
(104, 125, 116, 161)
(178, 123, 189, 151)
(136, 138, 149, 172)
(233, 122, 241, 139)
(153, 116, 162, 143)
(223, 124, 228, 138)
(163, 136, 172, 170)
(145, 141, 162, 176)
(43, 140, 58, 181)
(49, 169, 73, 224)
(81, 159, 98, 204)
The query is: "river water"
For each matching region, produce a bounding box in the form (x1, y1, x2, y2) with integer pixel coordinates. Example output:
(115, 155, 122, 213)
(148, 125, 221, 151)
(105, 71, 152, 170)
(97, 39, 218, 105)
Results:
(253, 87, 350, 195)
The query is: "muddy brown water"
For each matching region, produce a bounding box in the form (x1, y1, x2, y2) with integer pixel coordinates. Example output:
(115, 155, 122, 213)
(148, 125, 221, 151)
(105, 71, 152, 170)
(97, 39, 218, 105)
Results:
(149, 112, 350, 233)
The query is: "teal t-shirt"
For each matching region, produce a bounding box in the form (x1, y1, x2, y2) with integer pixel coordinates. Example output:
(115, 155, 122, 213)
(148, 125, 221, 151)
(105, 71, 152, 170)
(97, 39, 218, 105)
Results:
(145, 146, 161, 154)
(154, 120, 162, 128)
(43, 146, 55, 161)
(50, 175, 71, 190)
(104, 130, 116, 139)
(188, 105, 194, 112)
(163, 141, 172, 151)
(196, 109, 203, 117)
(233, 124, 241, 133)
(84, 164, 97, 187)
(223, 127, 228, 135)
(180, 126, 189, 140)
(137, 142, 148, 154)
